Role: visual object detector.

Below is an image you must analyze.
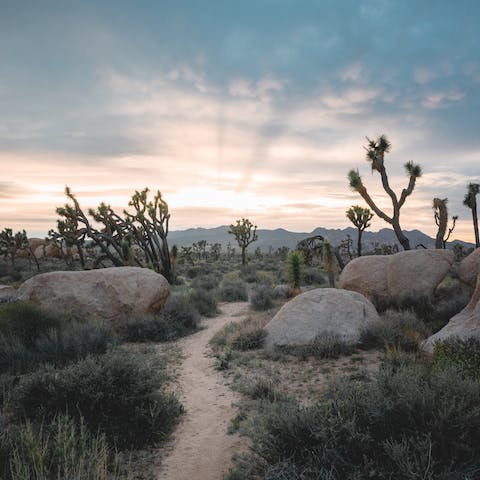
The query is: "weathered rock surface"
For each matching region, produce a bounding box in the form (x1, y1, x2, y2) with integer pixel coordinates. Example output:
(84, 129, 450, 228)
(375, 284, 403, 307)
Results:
(339, 249, 454, 304)
(457, 248, 480, 289)
(0, 285, 16, 303)
(16, 267, 169, 320)
(337, 256, 390, 304)
(423, 274, 480, 351)
(264, 288, 379, 349)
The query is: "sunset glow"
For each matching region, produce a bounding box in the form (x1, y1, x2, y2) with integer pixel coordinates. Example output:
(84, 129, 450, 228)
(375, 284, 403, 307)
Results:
(1, 1, 479, 242)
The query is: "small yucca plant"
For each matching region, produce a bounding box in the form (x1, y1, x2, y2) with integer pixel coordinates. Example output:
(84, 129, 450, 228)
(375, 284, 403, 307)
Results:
(287, 250, 304, 295)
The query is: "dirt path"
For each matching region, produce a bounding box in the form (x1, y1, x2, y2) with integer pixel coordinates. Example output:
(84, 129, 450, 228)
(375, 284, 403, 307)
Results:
(157, 302, 248, 480)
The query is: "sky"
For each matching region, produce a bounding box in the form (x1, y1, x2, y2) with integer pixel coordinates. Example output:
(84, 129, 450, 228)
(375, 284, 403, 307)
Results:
(1, 0, 479, 241)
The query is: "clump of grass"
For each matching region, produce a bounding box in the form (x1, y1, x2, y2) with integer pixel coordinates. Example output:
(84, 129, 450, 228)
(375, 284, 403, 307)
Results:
(279, 334, 355, 360)
(272, 284, 293, 300)
(360, 309, 430, 352)
(239, 376, 286, 402)
(0, 302, 62, 348)
(218, 279, 248, 302)
(0, 315, 116, 374)
(210, 316, 267, 353)
(2, 415, 126, 480)
(10, 348, 183, 449)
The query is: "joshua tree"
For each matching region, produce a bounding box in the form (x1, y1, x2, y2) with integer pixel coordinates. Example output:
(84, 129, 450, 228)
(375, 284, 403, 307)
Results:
(346, 205, 374, 256)
(322, 239, 336, 288)
(433, 198, 458, 249)
(287, 250, 304, 295)
(0, 228, 29, 267)
(210, 243, 222, 261)
(463, 183, 480, 248)
(54, 187, 173, 281)
(229, 218, 258, 265)
(348, 135, 422, 250)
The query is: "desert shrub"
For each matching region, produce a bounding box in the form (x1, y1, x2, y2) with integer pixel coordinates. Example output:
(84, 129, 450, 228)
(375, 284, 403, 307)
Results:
(11, 348, 182, 449)
(191, 274, 219, 291)
(303, 267, 326, 286)
(272, 284, 292, 299)
(240, 264, 258, 283)
(239, 377, 285, 402)
(230, 363, 480, 479)
(189, 288, 219, 317)
(218, 279, 248, 302)
(231, 328, 267, 351)
(0, 302, 62, 348)
(2, 415, 125, 480)
(360, 309, 430, 352)
(433, 337, 480, 379)
(0, 318, 115, 374)
(250, 284, 275, 311)
(162, 292, 200, 331)
(279, 334, 354, 360)
(210, 317, 267, 353)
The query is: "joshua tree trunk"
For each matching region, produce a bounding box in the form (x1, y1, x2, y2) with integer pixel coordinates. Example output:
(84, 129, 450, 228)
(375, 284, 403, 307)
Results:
(357, 229, 363, 257)
(473, 202, 479, 248)
(241, 246, 246, 266)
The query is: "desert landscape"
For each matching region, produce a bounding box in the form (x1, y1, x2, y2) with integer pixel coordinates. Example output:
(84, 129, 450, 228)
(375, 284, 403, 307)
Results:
(2, 2, 480, 479)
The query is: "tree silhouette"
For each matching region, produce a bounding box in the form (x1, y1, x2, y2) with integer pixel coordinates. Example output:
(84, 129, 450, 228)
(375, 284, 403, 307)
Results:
(346, 205, 373, 256)
(463, 183, 480, 248)
(348, 135, 422, 250)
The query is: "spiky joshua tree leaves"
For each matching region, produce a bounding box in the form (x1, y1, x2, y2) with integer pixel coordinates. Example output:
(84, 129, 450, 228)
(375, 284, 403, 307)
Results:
(54, 187, 173, 282)
(463, 183, 480, 248)
(287, 250, 304, 295)
(229, 218, 258, 265)
(348, 135, 422, 251)
(346, 205, 373, 257)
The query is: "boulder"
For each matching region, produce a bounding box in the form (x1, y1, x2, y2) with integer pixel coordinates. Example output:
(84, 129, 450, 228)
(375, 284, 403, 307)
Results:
(264, 288, 379, 350)
(457, 248, 480, 290)
(339, 249, 454, 304)
(16, 267, 169, 321)
(423, 274, 480, 352)
(337, 255, 389, 304)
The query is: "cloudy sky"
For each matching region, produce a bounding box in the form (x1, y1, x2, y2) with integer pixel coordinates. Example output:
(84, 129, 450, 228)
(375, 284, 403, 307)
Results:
(1, 0, 479, 241)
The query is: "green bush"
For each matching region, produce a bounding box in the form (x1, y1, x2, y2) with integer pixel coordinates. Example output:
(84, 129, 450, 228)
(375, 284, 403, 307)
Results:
(1, 415, 126, 480)
(249, 284, 275, 311)
(189, 288, 219, 317)
(239, 377, 285, 402)
(287, 250, 304, 290)
(218, 279, 248, 302)
(360, 309, 430, 352)
(230, 363, 480, 479)
(10, 348, 183, 449)
(0, 302, 62, 348)
(433, 337, 480, 379)
(240, 265, 258, 283)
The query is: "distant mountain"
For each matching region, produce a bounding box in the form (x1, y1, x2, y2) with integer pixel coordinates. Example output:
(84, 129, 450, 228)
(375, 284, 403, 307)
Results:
(169, 226, 474, 251)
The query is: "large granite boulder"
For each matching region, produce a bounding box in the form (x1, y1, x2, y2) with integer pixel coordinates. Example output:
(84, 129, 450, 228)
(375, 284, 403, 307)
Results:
(339, 249, 454, 304)
(16, 267, 169, 321)
(264, 288, 379, 350)
(457, 248, 480, 290)
(423, 274, 480, 351)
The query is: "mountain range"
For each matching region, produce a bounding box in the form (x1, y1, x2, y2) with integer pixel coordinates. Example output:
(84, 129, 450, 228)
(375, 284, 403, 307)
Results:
(169, 226, 474, 252)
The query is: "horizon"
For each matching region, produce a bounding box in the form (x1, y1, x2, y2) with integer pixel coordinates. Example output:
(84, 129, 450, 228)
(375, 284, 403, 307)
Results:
(1, 1, 479, 243)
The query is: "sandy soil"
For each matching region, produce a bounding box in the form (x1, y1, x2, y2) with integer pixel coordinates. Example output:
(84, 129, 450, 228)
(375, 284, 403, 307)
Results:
(156, 302, 248, 480)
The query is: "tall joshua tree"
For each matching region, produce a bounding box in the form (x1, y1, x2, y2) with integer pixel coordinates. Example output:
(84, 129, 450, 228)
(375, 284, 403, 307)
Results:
(348, 135, 422, 251)
(346, 205, 374, 256)
(229, 218, 258, 265)
(463, 183, 480, 248)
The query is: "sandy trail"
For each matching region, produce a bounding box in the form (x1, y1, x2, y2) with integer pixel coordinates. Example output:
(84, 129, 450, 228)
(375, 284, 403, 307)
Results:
(157, 302, 247, 480)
